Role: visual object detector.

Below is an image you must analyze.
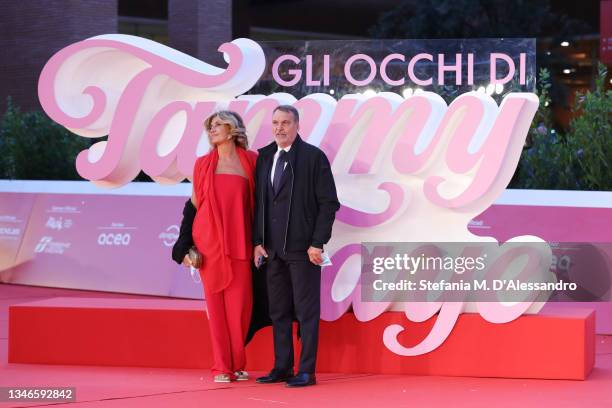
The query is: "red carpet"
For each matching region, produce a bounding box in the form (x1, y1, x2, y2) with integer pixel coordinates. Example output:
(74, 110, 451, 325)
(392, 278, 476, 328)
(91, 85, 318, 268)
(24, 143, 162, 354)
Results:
(8, 289, 594, 379)
(1, 283, 611, 408)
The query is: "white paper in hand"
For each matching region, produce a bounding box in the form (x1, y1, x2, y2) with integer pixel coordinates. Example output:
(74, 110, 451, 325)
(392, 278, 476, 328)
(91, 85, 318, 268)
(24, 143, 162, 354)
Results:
(320, 252, 332, 266)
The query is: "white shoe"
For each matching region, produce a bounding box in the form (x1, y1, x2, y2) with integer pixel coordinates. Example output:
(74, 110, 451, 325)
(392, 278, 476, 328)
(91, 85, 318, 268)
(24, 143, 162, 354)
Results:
(214, 374, 231, 383)
(234, 371, 249, 381)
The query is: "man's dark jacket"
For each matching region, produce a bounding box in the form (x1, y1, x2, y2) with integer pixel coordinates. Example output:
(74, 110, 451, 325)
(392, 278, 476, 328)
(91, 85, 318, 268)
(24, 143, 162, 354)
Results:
(252, 135, 340, 252)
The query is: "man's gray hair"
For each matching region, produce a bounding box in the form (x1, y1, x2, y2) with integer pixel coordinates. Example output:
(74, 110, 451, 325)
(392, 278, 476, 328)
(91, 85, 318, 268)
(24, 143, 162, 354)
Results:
(273, 105, 299, 122)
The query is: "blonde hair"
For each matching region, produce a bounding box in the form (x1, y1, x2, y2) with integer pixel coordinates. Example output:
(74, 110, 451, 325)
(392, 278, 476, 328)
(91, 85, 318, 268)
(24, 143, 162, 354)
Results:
(204, 110, 249, 149)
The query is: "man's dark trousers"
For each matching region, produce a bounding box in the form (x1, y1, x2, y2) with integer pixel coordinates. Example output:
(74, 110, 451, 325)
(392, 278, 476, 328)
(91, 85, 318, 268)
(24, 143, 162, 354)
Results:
(266, 255, 321, 374)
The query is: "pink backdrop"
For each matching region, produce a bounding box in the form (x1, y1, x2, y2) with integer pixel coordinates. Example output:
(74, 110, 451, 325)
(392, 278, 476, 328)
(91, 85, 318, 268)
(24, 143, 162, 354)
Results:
(0, 189, 202, 299)
(1, 185, 610, 333)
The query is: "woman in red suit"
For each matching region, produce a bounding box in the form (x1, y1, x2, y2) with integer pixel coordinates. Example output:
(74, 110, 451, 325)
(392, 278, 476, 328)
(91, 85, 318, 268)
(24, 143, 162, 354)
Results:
(185, 110, 257, 383)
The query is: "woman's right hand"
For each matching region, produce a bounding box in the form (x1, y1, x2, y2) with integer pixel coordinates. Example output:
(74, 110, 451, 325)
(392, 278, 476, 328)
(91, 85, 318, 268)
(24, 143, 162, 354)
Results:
(182, 254, 193, 267)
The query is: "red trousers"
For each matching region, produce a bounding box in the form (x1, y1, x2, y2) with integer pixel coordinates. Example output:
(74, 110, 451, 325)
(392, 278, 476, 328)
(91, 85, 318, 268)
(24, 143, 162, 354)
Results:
(202, 259, 253, 377)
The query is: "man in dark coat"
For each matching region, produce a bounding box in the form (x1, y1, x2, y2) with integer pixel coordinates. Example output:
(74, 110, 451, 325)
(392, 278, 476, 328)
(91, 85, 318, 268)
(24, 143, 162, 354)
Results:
(253, 105, 340, 387)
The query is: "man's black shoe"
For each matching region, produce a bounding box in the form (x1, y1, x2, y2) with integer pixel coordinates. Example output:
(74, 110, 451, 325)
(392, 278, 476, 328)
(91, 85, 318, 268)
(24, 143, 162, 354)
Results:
(255, 369, 294, 384)
(286, 372, 316, 387)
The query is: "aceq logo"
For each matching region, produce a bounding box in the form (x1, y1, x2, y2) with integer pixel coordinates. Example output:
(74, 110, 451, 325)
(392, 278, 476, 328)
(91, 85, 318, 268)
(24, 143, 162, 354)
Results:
(97, 233, 131, 246)
(159, 225, 179, 247)
(34, 236, 71, 254)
